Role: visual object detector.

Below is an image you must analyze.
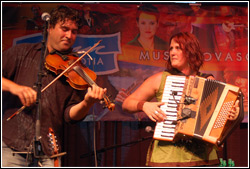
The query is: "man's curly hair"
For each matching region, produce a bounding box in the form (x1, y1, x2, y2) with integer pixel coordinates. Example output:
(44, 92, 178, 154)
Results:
(49, 5, 82, 29)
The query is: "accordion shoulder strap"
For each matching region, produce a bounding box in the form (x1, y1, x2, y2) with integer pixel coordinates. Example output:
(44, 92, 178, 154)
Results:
(156, 71, 172, 102)
(198, 72, 214, 78)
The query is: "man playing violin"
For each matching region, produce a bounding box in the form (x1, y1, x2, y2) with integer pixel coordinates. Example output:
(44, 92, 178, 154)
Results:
(2, 5, 106, 167)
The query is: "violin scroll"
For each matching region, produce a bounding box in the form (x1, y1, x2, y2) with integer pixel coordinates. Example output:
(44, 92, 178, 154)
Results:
(103, 95, 115, 111)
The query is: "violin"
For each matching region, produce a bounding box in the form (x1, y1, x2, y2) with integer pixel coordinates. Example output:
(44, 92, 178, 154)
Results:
(45, 51, 96, 90)
(46, 52, 115, 111)
(7, 40, 114, 121)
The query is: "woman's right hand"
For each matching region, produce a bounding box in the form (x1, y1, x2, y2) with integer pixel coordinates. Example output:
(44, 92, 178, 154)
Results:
(142, 102, 166, 122)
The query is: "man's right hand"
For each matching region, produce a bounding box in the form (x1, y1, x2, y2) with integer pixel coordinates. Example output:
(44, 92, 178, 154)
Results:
(2, 77, 37, 106)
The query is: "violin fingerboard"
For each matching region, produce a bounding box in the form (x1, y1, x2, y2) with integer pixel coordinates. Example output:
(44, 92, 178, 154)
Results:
(73, 66, 96, 86)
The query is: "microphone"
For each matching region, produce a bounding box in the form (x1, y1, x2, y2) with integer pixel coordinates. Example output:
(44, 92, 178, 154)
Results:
(41, 12, 51, 21)
(171, 108, 192, 124)
(184, 96, 196, 105)
(145, 126, 154, 133)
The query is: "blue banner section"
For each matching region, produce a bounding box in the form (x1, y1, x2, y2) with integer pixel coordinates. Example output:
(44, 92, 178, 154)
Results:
(13, 32, 120, 75)
(14, 33, 43, 45)
(74, 33, 121, 74)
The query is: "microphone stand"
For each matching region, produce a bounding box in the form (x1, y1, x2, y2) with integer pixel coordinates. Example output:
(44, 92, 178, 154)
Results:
(32, 19, 48, 166)
(80, 135, 152, 159)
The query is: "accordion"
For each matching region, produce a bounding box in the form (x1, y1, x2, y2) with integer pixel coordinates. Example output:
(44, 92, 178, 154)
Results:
(153, 75, 244, 147)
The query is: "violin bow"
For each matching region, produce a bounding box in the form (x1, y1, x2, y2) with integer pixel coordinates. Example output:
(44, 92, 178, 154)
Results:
(7, 40, 102, 121)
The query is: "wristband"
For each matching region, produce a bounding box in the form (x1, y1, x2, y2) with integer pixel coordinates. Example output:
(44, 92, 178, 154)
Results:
(137, 101, 146, 111)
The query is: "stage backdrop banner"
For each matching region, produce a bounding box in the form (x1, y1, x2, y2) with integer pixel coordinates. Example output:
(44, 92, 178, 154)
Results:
(2, 2, 248, 122)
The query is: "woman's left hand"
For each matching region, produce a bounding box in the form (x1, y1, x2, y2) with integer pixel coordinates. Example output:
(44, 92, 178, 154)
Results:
(227, 99, 240, 120)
